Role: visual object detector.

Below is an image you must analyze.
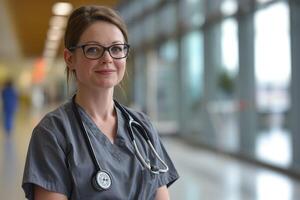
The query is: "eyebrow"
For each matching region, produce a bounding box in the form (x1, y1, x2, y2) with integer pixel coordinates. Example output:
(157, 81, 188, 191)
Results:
(81, 41, 125, 45)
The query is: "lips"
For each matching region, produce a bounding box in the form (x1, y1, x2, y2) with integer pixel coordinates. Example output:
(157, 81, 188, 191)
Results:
(95, 69, 116, 75)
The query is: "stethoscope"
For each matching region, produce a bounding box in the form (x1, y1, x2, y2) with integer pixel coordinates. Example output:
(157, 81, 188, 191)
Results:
(71, 95, 169, 191)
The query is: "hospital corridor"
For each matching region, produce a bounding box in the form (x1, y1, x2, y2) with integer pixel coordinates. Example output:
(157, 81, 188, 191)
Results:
(1, 0, 300, 199)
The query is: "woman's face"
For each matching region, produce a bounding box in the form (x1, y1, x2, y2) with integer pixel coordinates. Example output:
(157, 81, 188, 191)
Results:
(65, 21, 127, 91)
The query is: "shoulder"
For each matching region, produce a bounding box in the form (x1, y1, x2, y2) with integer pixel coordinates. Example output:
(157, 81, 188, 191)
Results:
(31, 100, 74, 147)
(37, 100, 73, 129)
(123, 105, 152, 124)
(118, 103, 158, 136)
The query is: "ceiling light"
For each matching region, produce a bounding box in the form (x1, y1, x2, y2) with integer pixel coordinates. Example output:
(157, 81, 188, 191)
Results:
(45, 40, 60, 50)
(47, 28, 64, 41)
(49, 16, 67, 29)
(257, 0, 272, 3)
(43, 48, 57, 58)
(52, 2, 73, 16)
(221, 0, 238, 16)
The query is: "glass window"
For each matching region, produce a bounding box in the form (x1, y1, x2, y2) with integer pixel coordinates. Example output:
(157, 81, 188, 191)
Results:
(133, 52, 147, 111)
(220, 0, 238, 16)
(256, 0, 273, 4)
(130, 1, 144, 20)
(180, 31, 204, 134)
(156, 40, 179, 121)
(205, 0, 222, 15)
(182, 31, 204, 101)
(255, 2, 291, 87)
(157, 4, 177, 36)
(211, 17, 239, 151)
(143, 14, 157, 42)
(220, 18, 238, 96)
(179, 0, 204, 28)
(119, 6, 130, 22)
(120, 1, 143, 22)
(143, 0, 160, 9)
(129, 23, 143, 47)
(254, 2, 291, 167)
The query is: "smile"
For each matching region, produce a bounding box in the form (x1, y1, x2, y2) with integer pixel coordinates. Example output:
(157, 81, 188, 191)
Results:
(96, 69, 116, 75)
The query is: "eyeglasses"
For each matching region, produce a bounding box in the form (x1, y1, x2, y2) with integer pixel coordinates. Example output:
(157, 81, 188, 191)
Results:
(68, 43, 130, 60)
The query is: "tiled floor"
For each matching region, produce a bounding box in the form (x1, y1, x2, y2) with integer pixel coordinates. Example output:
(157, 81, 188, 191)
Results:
(1, 106, 300, 200)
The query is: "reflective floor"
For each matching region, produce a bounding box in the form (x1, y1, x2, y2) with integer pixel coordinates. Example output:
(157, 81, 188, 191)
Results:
(166, 138, 300, 200)
(1, 106, 300, 200)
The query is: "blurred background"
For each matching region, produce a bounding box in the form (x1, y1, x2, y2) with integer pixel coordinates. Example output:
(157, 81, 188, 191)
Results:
(0, 0, 300, 199)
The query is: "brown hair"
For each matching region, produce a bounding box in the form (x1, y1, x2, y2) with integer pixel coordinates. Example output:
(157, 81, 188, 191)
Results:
(64, 5, 129, 84)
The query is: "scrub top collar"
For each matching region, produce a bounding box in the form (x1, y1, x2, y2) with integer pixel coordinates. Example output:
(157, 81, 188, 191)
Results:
(75, 102, 131, 149)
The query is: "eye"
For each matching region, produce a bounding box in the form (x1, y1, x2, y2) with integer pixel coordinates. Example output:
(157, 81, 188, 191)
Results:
(110, 45, 123, 54)
(84, 45, 102, 56)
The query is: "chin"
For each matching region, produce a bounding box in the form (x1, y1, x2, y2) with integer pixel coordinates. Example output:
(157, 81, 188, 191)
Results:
(94, 77, 122, 89)
(96, 81, 118, 89)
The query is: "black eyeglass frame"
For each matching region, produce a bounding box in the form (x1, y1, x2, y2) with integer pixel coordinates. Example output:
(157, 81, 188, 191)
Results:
(68, 43, 130, 60)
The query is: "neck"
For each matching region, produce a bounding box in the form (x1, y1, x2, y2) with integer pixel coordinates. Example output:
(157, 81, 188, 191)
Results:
(75, 88, 115, 121)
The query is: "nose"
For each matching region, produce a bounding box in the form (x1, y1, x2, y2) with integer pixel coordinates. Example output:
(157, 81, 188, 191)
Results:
(101, 50, 113, 63)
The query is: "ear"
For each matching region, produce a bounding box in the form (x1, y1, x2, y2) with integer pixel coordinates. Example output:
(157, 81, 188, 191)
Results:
(64, 48, 75, 70)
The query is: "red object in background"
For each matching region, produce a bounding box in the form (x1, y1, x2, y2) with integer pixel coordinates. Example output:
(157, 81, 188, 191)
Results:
(32, 58, 45, 84)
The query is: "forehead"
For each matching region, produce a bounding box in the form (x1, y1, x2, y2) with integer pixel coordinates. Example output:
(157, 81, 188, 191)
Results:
(79, 21, 125, 45)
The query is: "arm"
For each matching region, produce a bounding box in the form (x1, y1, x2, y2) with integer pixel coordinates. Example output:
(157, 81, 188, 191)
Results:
(35, 185, 68, 200)
(155, 185, 170, 200)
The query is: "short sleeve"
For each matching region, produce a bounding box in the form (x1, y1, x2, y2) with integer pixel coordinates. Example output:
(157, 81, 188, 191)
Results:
(22, 117, 71, 200)
(130, 110, 179, 188)
(148, 122, 179, 188)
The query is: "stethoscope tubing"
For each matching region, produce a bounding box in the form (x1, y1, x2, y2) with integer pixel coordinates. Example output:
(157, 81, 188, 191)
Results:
(72, 95, 103, 172)
(114, 100, 169, 174)
(72, 95, 168, 177)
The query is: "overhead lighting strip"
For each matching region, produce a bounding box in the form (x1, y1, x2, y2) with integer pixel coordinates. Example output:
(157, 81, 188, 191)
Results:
(43, 2, 73, 63)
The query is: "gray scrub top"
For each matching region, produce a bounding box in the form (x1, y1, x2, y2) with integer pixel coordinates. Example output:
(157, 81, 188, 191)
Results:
(22, 99, 179, 200)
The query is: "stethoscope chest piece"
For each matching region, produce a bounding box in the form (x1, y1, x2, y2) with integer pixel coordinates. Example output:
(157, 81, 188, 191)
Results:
(92, 170, 112, 191)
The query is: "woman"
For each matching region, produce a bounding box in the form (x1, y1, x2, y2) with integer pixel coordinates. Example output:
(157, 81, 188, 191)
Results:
(22, 5, 178, 200)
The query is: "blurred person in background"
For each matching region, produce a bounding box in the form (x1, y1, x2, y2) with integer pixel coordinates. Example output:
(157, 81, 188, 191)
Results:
(22, 5, 178, 200)
(1, 78, 18, 137)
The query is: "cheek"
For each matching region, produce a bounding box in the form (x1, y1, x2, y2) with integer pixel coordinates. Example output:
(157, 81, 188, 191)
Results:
(116, 60, 126, 75)
(72, 61, 92, 81)
(73, 55, 91, 71)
